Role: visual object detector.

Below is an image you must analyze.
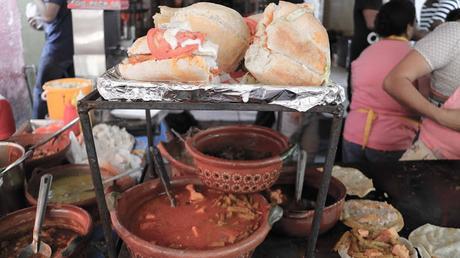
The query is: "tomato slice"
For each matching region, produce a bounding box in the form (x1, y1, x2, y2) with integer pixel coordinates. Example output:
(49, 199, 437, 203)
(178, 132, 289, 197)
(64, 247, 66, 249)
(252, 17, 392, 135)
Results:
(146, 28, 206, 60)
(244, 18, 258, 37)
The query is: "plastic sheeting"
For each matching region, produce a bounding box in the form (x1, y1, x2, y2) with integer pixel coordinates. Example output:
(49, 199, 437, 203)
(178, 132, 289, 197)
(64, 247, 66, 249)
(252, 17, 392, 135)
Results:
(0, 0, 31, 127)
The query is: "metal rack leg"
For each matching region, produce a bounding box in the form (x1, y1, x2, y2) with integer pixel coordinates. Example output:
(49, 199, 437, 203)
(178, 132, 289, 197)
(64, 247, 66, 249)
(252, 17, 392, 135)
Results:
(276, 111, 283, 132)
(145, 109, 156, 178)
(79, 111, 117, 258)
(139, 163, 150, 183)
(305, 114, 343, 258)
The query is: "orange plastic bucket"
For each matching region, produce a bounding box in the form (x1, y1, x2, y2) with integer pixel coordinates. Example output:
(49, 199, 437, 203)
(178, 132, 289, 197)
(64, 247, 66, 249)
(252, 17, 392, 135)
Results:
(42, 78, 93, 120)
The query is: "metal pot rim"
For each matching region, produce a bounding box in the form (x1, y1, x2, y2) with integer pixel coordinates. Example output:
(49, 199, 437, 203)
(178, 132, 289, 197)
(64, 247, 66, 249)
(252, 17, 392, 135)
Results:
(0, 141, 25, 169)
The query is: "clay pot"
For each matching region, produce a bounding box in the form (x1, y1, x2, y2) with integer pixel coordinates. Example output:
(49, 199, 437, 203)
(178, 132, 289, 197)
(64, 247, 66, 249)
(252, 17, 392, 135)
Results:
(110, 177, 275, 258)
(0, 204, 93, 258)
(25, 164, 135, 208)
(8, 133, 70, 178)
(158, 139, 197, 177)
(273, 169, 346, 237)
(185, 125, 289, 193)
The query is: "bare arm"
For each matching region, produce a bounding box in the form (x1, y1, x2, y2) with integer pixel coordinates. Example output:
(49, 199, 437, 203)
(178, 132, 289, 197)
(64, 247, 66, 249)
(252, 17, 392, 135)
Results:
(384, 50, 460, 131)
(412, 29, 428, 40)
(429, 20, 443, 31)
(363, 9, 378, 30)
(416, 75, 431, 99)
(33, 0, 60, 23)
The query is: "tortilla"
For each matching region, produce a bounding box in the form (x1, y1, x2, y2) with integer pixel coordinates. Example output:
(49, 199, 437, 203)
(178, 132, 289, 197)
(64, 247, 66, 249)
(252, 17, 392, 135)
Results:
(341, 200, 405, 232)
(319, 166, 375, 198)
(409, 224, 460, 258)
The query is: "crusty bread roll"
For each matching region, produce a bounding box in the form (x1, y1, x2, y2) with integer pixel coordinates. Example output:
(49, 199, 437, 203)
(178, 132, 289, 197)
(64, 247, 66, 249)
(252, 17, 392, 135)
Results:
(244, 1, 330, 86)
(118, 37, 214, 82)
(248, 13, 263, 23)
(341, 200, 405, 232)
(154, 2, 250, 73)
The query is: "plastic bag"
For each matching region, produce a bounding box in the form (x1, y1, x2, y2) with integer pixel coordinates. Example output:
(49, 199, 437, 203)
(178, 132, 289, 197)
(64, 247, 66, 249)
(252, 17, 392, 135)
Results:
(67, 124, 143, 181)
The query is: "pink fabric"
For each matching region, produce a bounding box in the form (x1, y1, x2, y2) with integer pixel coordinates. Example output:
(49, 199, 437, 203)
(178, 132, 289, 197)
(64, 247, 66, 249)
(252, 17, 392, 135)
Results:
(0, 0, 30, 127)
(344, 40, 419, 151)
(420, 88, 460, 159)
(0, 97, 15, 140)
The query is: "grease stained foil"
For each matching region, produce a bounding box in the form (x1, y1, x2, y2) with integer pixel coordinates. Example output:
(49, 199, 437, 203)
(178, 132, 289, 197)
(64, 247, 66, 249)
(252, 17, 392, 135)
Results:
(97, 67, 345, 112)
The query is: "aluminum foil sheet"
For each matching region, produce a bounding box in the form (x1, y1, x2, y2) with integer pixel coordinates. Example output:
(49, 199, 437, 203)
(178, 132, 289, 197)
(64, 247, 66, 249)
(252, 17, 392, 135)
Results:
(97, 67, 345, 112)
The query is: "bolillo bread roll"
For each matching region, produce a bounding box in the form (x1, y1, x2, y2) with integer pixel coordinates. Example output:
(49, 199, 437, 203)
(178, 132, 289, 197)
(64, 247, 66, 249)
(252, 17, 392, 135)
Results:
(118, 36, 215, 83)
(244, 1, 330, 86)
(154, 2, 250, 73)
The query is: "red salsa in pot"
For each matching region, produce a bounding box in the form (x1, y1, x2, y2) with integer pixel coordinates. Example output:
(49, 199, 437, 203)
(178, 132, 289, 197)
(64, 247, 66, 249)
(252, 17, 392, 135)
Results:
(0, 227, 79, 257)
(129, 184, 268, 250)
(31, 134, 69, 160)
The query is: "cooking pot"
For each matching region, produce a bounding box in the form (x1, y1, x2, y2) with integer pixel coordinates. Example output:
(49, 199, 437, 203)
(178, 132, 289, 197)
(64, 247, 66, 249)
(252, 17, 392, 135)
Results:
(0, 204, 93, 257)
(273, 168, 346, 237)
(185, 125, 290, 193)
(8, 133, 70, 179)
(158, 138, 197, 177)
(0, 142, 26, 217)
(110, 177, 282, 258)
(25, 164, 135, 215)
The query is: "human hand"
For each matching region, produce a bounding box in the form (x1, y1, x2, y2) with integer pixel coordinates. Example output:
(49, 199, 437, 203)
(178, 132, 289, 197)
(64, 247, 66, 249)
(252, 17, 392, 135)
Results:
(28, 17, 43, 31)
(436, 108, 460, 131)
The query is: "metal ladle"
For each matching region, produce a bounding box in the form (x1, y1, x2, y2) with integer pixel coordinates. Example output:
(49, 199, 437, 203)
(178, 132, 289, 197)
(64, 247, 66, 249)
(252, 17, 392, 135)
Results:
(287, 149, 308, 212)
(19, 174, 53, 258)
(150, 146, 177, 207)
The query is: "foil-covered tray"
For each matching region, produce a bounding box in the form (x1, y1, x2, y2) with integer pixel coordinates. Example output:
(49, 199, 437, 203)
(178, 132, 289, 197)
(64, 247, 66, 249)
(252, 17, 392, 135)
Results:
(97, 67, 345, 112)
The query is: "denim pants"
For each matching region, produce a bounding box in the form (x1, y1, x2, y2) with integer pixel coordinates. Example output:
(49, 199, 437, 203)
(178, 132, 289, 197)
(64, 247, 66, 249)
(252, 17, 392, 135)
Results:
(342, 139, 405, 163)
(32, 55, 74, 119)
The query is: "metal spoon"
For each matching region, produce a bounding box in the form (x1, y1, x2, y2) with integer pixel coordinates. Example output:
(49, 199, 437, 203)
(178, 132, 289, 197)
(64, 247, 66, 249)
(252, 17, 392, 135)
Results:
(268, 205, 284, 227)
(19, 174, 53, 258)
(1, 117, 80, 178)
(287, 149, 308, 213)
(295, 150, 308, 204)
(150, 146, 177, 207)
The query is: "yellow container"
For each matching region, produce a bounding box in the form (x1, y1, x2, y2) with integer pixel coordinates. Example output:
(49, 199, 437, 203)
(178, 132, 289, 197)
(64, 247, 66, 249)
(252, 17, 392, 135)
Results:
(42, 78, 93, 120)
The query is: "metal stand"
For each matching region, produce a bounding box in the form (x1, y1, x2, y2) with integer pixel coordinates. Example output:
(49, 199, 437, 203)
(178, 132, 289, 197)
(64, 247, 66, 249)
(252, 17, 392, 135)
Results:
(78, 90, 344, 258)
(78, 111, 117, 258)
(306, 115, 343, 257)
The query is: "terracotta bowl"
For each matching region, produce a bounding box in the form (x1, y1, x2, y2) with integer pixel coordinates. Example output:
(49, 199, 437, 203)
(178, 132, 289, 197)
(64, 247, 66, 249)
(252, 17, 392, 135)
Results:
(110, 177, 275, 258)
(8, 133, 70, 178)
(0, 204, 93, 258)
(158, 139, 197, 177)
(185, 125, 289, 193)
(273, 168, 346, 237)
(25, 164, 135, 208)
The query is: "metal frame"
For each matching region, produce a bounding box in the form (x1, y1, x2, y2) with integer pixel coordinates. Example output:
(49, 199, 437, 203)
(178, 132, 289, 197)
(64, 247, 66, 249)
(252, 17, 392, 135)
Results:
(78, 90, 344, 258)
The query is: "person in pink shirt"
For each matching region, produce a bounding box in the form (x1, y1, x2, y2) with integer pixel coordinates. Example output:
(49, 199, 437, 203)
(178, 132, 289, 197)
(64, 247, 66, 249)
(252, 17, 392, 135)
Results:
(343, 0, 424, 162)
(385, 14, 460, 160)
(401, 87, 460, 160)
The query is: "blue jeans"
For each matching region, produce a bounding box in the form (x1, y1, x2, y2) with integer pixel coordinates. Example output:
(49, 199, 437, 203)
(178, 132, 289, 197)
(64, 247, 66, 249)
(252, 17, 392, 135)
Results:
(32, 55, 73, 119)
(342, 139, 405, 163)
